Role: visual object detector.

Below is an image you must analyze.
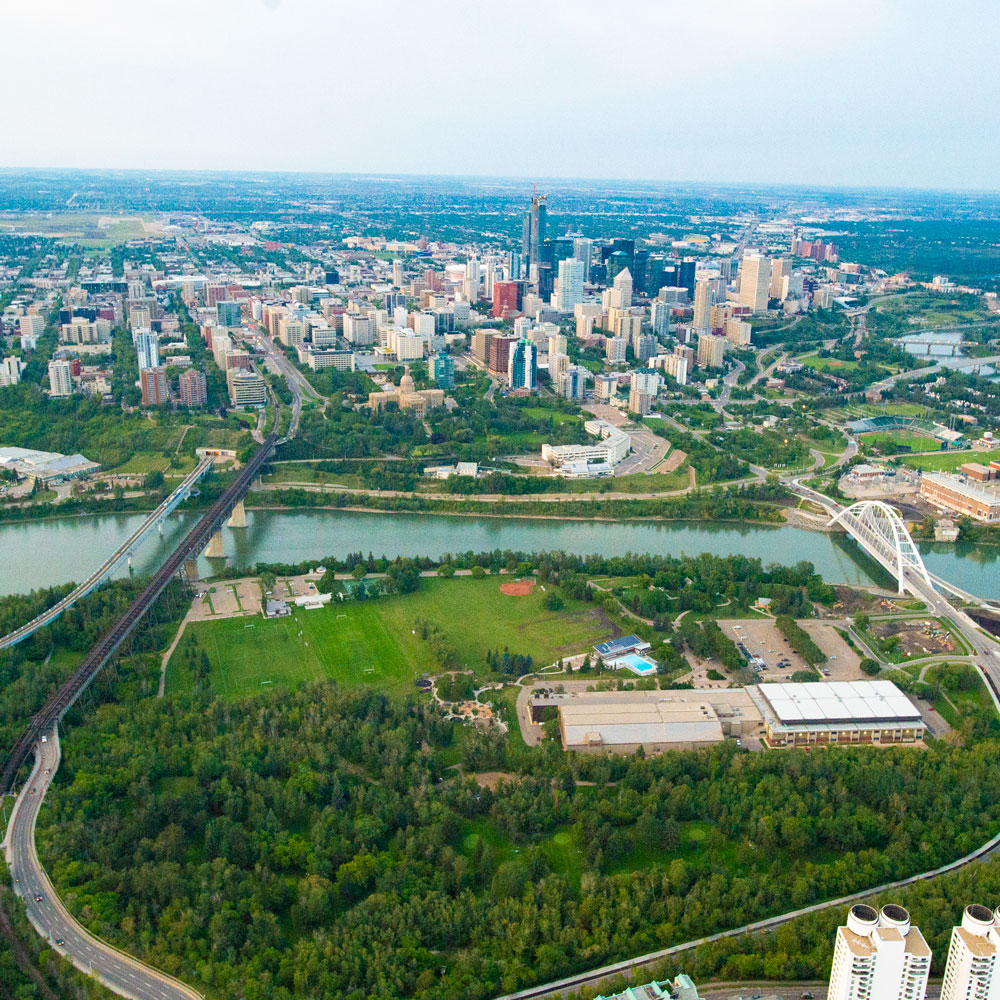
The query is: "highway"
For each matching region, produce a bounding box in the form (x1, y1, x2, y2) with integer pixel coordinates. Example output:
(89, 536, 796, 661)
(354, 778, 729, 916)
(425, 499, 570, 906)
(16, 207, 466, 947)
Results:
(1, 436, 278, 999)
(251, 328, 325, 441)
(0, 457, 214, 651)
(4, 727, 200, 1000)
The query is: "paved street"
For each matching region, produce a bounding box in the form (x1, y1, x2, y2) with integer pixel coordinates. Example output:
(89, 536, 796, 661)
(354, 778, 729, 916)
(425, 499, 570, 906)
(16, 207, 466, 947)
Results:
(4, 729, 200, 1000)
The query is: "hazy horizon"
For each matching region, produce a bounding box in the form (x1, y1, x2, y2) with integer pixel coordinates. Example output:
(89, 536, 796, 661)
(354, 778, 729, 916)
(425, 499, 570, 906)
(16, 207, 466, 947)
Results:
(2, 166, 1000, 199)
(4, 0, 999, 190)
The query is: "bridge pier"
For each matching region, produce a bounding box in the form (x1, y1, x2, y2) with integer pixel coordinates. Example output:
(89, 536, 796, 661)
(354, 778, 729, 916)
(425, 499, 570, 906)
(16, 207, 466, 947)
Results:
(227, 499, 247, 528)
(204, 530, 225, 559)
(184, 558, 200, 581)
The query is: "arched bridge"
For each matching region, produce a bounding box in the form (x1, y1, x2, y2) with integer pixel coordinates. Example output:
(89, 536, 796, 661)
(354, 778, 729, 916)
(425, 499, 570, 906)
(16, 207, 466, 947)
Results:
(828, 500, 934, 596)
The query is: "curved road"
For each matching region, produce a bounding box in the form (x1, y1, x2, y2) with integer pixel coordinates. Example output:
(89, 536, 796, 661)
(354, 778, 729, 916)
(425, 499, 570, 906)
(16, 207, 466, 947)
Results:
(4, 727, 201, 1000)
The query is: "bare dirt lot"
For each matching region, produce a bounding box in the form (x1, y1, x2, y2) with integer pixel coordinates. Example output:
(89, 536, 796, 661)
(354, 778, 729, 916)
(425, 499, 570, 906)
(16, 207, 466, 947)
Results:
(870, 618, 961, 659)
(188, 578, 261, 622)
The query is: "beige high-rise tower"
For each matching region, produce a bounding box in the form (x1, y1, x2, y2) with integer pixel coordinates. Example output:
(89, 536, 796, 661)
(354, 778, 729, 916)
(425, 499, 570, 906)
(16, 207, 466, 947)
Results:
(941, 905, 1000, 1000)
(828, 904, 931, 1000)
(738, 253, 771, 313)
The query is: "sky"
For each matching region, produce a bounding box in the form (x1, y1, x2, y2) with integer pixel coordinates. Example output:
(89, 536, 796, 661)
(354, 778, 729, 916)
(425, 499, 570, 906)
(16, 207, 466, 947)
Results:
(3, 0, 999, 189)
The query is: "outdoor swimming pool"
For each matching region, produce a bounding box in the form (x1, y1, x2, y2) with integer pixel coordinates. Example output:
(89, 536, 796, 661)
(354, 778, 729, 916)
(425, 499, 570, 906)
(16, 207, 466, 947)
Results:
(614, 653, 659, 675)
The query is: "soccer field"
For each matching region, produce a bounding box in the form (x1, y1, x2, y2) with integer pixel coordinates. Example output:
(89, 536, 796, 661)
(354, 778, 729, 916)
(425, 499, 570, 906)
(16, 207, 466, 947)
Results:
(900, 448, 1000, 473)
(168, 577, 616, 700)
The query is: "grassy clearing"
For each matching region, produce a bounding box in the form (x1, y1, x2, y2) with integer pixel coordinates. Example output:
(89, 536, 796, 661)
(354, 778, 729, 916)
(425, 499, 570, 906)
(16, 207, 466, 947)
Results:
(168, 577, 615, 700)
(554, 469, 691, 494)
(798, 354, 860, 372)
(106, 451, 173, 475)
(519, 407, 583, 425)
(900, 448, 1000, 472)
(459, 811, 837, 899)
(262, 466, 366, 488)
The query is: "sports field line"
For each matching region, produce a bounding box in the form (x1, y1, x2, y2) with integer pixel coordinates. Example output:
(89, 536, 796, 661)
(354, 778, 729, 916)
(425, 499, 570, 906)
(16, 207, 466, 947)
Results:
(211, 630, 231, 698)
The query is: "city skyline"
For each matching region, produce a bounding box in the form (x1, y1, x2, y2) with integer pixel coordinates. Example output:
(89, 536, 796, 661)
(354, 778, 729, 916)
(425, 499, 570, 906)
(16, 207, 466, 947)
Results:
(3, 0, 1000, 190)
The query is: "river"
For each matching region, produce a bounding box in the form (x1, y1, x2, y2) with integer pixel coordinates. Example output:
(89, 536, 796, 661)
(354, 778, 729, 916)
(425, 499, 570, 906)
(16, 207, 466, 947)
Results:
(2, 509, 997, 599)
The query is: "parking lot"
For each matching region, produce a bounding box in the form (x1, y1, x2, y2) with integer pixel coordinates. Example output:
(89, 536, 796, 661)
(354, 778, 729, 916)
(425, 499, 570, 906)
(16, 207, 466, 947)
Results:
(799, 620, 862, 679)
(719, 619, 809, 680)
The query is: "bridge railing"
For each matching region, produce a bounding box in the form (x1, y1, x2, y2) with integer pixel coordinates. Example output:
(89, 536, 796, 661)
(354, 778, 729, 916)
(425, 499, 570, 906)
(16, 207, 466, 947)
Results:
(0, 436, 276, 796)
(0, 458, 215, 651)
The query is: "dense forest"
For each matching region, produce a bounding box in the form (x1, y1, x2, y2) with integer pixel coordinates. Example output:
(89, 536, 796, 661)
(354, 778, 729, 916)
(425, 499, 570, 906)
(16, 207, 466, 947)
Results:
(33, 673, 1000, 1000)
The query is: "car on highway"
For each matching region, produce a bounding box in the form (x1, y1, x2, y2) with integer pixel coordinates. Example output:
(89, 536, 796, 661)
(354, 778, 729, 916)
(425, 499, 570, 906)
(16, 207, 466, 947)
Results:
(34, 893, 43, 902)
(55, 938, 64, 947)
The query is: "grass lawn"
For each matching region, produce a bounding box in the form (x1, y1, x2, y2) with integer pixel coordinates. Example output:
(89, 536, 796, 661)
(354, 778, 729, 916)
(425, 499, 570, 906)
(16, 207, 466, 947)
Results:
(798, 354, 860, 372)
(106, 451, 173, 475)
(263, 466, 366, 488)
(168, 577, 616, 700)
(900, 448, 1000, 473)
(519, 407, 583, 425)
(556, 469, 690, 494)
(925, 664, 996, 728)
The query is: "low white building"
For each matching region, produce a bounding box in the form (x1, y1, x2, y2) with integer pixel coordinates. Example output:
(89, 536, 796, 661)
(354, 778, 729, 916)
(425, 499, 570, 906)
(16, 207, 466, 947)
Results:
(541, 419, 631, 477)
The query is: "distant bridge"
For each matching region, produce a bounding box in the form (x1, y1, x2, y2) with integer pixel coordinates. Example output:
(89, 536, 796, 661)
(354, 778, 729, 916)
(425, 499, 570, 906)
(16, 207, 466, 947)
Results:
(0, 457, 215, 651)
(0, 434, 276, 796)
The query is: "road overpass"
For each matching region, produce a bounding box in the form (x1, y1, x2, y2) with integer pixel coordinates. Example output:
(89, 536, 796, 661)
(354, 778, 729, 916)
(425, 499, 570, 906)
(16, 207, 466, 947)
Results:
(0, 457, 215, 652)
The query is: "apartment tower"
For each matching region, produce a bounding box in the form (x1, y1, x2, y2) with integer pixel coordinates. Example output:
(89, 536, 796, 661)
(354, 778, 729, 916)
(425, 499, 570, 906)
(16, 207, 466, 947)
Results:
(941, 904, 1000, 1000)
(828, 904, 931, 1000)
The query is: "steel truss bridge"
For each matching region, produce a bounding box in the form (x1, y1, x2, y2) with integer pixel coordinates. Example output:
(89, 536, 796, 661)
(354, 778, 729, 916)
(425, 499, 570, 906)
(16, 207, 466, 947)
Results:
(0, 434, 276, 796)
(0, 457, 216, 652)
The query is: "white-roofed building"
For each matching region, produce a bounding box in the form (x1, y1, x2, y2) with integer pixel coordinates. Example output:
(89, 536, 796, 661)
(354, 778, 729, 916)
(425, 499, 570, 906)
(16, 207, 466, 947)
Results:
(0, 446, 100, 483)
(749, 680, 925, 747)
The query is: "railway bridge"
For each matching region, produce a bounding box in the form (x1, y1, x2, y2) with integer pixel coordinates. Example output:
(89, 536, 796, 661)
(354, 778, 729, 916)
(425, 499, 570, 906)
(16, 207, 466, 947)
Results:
(0, 433, 277, 797)
(0, 457, 216, 651)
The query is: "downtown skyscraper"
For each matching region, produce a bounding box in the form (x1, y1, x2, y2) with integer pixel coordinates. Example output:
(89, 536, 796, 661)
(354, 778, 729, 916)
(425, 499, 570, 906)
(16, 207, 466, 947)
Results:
(521, 193, 547, 277)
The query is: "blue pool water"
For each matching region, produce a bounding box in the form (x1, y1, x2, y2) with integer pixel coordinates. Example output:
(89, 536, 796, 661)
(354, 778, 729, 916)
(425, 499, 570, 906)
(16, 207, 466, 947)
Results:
(616, 653, 658, 675)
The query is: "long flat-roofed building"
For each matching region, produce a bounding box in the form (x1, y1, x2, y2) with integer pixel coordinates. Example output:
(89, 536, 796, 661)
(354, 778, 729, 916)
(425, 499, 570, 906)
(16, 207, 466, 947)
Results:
(749, 680, 925, 747)
(921, 471, 1000, 522)
(536, 688, 762, 755)
(0, 446, 100, 483)
(559, 700, 724, 754)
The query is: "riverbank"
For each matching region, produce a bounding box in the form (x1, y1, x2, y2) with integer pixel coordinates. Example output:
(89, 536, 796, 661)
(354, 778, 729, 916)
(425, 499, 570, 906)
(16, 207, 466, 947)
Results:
(244, 483, 793, 524)
(245, 499, 796, 527)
